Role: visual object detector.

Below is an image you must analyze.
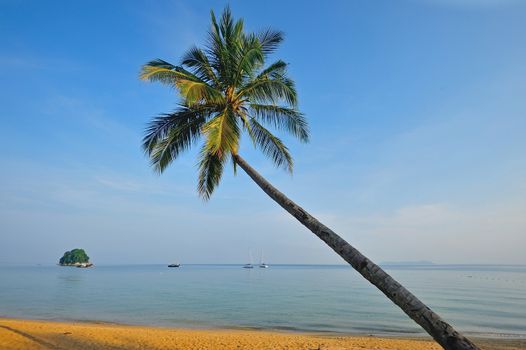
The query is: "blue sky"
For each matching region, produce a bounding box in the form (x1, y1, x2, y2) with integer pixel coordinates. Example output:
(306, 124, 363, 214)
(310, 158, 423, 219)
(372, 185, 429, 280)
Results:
(1, 0, 525, 265)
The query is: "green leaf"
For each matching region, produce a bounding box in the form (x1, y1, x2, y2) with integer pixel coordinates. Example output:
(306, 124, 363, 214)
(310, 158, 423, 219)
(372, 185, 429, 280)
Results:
(197, 145, 228, 200)
(202, 109, 240, 156)
(248, 118, 293, 172)
(144, 107, 210, 173)
(250, 104, 309, 142)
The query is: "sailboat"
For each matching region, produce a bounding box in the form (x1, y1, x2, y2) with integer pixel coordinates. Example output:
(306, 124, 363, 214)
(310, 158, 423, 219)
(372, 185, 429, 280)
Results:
(243, 250, 254, 268)
(259, 249, 269, 268)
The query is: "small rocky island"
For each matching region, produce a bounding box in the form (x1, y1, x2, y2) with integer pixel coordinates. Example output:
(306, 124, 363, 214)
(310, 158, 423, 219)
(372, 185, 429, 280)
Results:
(59, 248, 93, 268)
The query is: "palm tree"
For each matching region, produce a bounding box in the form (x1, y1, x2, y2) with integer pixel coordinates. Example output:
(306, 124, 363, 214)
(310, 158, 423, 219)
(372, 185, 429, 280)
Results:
(139, 7, 479, 350)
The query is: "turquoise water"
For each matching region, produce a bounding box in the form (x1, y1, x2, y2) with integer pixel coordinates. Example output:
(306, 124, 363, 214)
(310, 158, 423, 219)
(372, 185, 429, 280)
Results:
(0, 264, 525, 337)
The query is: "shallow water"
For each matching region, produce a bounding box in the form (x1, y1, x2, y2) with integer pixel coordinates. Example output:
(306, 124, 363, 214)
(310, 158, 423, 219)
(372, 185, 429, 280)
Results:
(0, 264, 525, 337)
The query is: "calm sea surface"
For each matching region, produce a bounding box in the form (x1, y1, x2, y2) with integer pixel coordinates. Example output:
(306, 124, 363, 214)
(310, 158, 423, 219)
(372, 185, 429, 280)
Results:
(0, 264, 525, 338)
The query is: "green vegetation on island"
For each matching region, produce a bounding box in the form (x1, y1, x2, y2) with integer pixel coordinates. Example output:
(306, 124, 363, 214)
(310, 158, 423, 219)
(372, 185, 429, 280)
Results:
(59, 248, 91, 267)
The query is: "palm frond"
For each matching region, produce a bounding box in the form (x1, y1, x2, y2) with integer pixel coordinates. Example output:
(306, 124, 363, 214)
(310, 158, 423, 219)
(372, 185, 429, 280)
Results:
(256, 60, 287, 78)
(197, 145, 227, 200)
(208, 6, 244, 86)
(232, 34, 264, 85)
(219, 6, 235, 41)
(140, 59, 224, 106)
(248, 118, 293, 172)
(258, 28, 284, 55)
(202, 109, 240, 156)
(144, 107, 209, 173)
(175, 79, 224, 106)
(140, 59, 197, 85)
(250, 104, 309, 142)
(181, 46, 220, 87)
(207, 10, 227, 82)
(237, 60, 296, 105)
(239, 75, 297, 106)
(231, 16, 244, 47)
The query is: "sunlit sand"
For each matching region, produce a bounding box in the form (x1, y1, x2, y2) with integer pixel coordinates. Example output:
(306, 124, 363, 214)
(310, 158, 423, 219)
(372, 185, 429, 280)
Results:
(2, 318, 523, 350)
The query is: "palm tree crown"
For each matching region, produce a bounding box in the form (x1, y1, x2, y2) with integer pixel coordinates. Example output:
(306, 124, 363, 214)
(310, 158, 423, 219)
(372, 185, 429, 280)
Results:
(140, 7, 309, 199)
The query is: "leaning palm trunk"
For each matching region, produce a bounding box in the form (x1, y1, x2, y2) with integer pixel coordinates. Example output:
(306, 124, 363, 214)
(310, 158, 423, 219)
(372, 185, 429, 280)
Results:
(233, 153, 479, 350)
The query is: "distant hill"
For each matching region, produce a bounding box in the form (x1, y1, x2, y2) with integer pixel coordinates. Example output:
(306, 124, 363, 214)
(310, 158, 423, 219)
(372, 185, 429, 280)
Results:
(380, 260, 435, 266)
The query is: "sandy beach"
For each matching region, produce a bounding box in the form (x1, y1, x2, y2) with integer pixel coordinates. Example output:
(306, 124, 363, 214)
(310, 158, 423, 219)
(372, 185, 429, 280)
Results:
(0, 318, 524, 350)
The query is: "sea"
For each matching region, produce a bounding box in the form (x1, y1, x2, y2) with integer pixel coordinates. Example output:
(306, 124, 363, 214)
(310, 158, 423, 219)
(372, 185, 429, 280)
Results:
(0, 264, 525, 338)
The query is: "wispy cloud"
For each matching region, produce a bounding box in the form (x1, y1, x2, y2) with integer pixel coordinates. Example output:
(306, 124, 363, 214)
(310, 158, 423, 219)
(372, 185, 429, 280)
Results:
(94, 176, 147, 193)
(325, 200, 526, 264)
(0, 54, 81, 72)
(43, 94, 136, 138)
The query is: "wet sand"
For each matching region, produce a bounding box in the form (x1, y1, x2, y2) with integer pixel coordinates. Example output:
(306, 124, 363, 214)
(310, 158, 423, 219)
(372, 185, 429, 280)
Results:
(0, 318, 523, 350)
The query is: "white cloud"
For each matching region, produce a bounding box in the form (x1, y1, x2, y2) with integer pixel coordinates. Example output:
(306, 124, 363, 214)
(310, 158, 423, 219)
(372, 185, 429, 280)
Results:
(0, 54, 81, 71)
(43, 94, 136, 138)
(326, 200, 526, 264)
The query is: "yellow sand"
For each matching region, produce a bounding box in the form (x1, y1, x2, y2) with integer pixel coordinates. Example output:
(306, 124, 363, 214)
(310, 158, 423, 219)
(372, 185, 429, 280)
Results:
(0, 317, 520, 350)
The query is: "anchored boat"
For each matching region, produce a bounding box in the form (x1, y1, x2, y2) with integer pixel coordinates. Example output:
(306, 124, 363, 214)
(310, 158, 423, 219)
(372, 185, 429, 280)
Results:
(243, 250, 254, 268)
(259, 249, 269, 268)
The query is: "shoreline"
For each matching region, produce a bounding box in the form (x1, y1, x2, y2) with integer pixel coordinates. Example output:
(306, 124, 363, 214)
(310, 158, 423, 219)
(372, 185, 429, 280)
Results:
(1, 318, 525, 350)
(2, 314, 525, 340)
